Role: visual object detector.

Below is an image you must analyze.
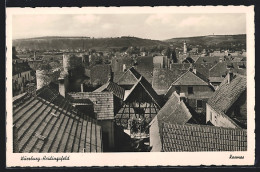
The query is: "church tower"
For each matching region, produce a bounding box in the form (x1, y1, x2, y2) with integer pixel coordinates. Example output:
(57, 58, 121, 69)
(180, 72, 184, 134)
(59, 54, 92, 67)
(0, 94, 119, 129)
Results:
(183, 41, 187, 54)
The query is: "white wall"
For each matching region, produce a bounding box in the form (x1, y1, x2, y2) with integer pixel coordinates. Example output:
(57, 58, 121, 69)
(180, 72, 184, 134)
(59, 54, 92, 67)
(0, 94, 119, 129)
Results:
(149, 116, 162, 152)
(206, 104, 238, 128)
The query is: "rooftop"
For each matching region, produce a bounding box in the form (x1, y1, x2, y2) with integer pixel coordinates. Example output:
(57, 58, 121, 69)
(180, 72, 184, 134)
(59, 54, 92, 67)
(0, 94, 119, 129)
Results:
(94, 81, 125, 100)
(162, 122, 247, 152)
(13, 86, 102, 153)
(13, 62, 32, 75)
(152, 68, 186, 95)
(90, 64, 112, 85)
(68, 92, 114, 120)
(155, 92, 194, 126)
(208, 73, 247, 114)
(124, 76, 163, 108)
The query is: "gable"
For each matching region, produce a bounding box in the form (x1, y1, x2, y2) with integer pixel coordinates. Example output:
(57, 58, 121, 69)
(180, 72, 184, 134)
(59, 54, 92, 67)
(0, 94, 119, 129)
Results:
(173, 71, 209, 86)
(117, 69, 139, 85)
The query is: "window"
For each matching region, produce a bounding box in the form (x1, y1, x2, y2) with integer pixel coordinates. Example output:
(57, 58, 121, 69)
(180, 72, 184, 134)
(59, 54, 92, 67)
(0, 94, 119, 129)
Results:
(210, 112, 213, 121)
(188, 87, 193, 94)
(197, 100, 203, 108)
(175, 86, 181, 94)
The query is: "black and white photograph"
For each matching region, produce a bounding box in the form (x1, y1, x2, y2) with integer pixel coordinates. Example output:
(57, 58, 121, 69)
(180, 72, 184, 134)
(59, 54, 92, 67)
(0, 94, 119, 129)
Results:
(6, 6, 255, 166)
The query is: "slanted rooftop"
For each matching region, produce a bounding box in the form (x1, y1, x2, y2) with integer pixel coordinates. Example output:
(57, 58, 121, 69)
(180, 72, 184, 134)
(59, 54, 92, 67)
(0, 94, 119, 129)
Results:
(162, 123, 247, 152)
(155, 92, 194, 126)
(13, 86, 102, 153)
(208, 74, 246, 115)
(68, 92, 114, 120)
(13, 62, 32, 75)
(124, 76, 163, 108)
(94, 81, 125, 100)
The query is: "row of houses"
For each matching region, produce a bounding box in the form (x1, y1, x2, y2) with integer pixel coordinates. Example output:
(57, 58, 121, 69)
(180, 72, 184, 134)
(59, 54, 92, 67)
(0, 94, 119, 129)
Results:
(13, 64, 247, 153)
(12, 46, 247, 153)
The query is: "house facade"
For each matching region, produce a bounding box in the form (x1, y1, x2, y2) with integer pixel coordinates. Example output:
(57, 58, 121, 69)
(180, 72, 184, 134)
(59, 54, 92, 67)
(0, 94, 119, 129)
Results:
(206, 73, 247, 129)
(12, 62, 33, 96)
(165, 69, 215, 115)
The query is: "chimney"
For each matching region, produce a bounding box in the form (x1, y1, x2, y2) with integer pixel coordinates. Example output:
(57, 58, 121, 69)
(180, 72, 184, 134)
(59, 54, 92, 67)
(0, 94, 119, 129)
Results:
(227, 70, 234, 84)
(123, 64, 126, 72)
(63, 53, 70, 74)
(34, 51, 36, 60)
(58, 72, 68, 97)
(81, 83, 84, 92)
(36, 70, 47, 90)
(183, 41, 187, 54)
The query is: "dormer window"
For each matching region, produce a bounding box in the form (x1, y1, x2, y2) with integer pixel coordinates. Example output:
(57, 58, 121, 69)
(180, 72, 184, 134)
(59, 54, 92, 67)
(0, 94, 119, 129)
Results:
(238, 63, 246, 69)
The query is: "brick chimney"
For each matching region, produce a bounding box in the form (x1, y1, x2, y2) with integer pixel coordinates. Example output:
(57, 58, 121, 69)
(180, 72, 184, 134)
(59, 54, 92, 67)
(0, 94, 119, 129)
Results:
(227, 70, 234, 84)
(58, 71, 68, 97)
(36, 70, 47, 90)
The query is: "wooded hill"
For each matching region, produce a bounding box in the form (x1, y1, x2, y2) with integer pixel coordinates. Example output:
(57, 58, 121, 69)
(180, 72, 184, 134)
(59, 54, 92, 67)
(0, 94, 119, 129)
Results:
(13, 34, 246, 51)
(13, 36, 169, 51)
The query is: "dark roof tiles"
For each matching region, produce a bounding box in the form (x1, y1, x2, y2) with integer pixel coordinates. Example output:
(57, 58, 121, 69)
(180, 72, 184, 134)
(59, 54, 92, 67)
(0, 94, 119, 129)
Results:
(90, 64, 112, 85)
(156, 92, 192, 125)
(208, 74, 247, 114)
(13, 86, 102, 153)
(94, 81, 125, 100)
(152, 68, 186, 95)
(162, 123, 247, 152)
(68, 92, 114, 120)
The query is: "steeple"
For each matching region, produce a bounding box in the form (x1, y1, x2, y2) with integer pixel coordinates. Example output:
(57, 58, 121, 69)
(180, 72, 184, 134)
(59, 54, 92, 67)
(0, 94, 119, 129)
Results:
(183, 41, 187, 54)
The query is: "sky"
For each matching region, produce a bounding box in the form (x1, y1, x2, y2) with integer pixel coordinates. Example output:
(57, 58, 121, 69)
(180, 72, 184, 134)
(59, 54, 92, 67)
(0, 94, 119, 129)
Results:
(12, 13, 246, 40)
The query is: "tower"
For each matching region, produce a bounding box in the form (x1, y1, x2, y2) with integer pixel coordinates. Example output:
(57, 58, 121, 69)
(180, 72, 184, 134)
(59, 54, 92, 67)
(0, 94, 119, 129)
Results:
(183, 41, 187, 54)
(36, 70, 49, 90)
(63, 53, 71, 74)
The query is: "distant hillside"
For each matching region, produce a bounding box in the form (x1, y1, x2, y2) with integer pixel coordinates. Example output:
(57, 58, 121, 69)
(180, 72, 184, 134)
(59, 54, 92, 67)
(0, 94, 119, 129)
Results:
(13, 36, 169, 51)
(165, 34, 246, 50)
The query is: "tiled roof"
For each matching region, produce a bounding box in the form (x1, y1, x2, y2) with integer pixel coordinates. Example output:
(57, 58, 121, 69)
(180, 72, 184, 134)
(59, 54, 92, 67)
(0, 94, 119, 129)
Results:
(171, 70, 209, 86)
(112, 56, 153, 84)
(115, 67, 140, 85)
(209, 61, 246, 77)
(90, 64, 111, 85)
(207, 73, 247, 114)
(68, 92, 114, 120)
(94, 81, 125, 100)
(195, 56, 222, 64)
(170, 63, 214, 79)
(156, 92, 193, 125)
(13, 86, 102, 153)
(13, 62, 32, 75)
(152, 68, 186, 95)
(162, 123, 247, 152)
(124, 76, 163, 108)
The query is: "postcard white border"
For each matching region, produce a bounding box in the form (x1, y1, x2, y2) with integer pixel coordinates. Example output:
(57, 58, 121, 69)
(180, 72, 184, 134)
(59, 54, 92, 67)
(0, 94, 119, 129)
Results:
(6, 6, 255, 167)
